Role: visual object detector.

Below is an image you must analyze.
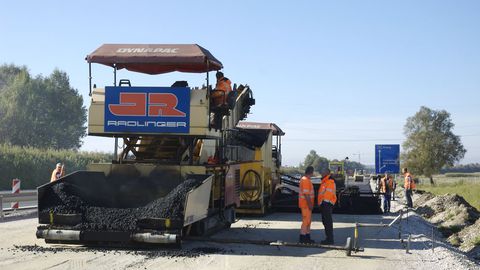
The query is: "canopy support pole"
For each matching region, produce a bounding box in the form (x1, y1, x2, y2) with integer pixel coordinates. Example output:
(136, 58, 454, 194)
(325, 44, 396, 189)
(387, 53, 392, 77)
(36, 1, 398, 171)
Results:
(88, 63, 92, 96)
(113, 64, 118, 161)
(113, 64, 117, 86)
(206, 61, 211, 130)
(206, 62, 210, 99)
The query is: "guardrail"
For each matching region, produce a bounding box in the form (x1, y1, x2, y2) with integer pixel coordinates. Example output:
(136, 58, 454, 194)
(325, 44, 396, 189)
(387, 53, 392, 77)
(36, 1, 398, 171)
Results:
(0, 191, 37, 219)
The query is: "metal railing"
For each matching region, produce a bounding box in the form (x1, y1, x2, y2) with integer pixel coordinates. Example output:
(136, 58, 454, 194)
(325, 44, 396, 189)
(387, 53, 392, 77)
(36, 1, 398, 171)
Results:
(0, 191, 37, 219)
(352, 208, 437, 254)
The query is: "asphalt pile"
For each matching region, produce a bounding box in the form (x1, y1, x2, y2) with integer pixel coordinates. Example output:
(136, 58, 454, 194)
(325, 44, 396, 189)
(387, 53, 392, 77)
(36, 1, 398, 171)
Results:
(9, 244, 229, 259)
(43, 178, 201, 232)
(10, 244, 72, 254)
(139, 246, 228, 259)
(48, 183, 87, 214)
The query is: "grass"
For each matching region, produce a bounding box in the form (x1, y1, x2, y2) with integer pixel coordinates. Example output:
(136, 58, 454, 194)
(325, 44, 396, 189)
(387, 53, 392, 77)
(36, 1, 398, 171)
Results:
(417, 173, 480, 211)
(438, 225, 463, 237)
(445, 172, 480, 178)
(474, 235, 480, 246)
(445, 212, 455, 221)
(449, 236, 461, 246)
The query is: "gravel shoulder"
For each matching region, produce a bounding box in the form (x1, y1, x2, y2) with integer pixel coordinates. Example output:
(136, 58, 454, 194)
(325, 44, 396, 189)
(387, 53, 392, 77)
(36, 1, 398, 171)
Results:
(0, 200, 479, 270)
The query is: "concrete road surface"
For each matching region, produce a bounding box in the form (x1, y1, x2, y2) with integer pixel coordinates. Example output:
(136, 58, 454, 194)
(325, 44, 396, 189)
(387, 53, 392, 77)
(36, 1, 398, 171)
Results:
(0, 200, 477, 270)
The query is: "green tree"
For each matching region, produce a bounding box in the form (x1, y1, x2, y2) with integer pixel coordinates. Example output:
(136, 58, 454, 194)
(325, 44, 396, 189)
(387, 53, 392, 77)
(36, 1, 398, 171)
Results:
(401, 106, 466, 185)
(345, 160, 365, 172)
(301, 150, 329, 173)
(0, 65, 86, 149)
(0, 64, 25, 91)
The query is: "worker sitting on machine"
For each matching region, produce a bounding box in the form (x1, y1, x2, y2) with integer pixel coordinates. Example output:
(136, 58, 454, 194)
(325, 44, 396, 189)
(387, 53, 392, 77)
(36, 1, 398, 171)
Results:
(210, 71, 233, 129)
(211, 71, 232, 107)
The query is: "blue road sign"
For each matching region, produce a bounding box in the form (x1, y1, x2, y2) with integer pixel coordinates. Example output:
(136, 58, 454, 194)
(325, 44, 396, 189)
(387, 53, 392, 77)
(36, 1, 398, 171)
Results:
(375, 144, 400, 174)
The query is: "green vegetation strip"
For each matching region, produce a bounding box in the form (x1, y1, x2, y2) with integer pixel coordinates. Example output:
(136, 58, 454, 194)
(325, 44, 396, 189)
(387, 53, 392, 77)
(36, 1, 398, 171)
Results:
(444, 172, 480, 178)
(0, 144, 112, 190)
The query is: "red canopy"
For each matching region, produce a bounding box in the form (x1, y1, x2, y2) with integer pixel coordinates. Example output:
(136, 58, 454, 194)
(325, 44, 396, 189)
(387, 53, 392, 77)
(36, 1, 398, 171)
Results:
(86, 44, 223, 74)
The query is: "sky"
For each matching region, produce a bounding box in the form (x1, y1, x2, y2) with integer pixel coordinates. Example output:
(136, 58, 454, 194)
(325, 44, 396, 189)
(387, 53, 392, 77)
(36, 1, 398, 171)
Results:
(1, 1, 479, 166)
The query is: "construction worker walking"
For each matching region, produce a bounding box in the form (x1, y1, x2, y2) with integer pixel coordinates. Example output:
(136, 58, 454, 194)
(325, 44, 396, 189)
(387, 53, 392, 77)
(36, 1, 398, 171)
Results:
(392, 177, 397, 201)
(380, 173, 393, 213)
(298, 166, 315, 243)
(403, 168, 415, 208)
(317, 168, 337, 245)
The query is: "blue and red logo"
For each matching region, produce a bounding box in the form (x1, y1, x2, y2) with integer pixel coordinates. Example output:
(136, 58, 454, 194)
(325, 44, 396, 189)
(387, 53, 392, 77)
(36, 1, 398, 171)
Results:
(104, 86, 190, 133)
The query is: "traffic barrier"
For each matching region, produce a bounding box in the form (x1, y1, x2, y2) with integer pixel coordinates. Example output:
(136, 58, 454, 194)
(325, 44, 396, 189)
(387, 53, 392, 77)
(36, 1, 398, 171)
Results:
(0, 191, 37, 219)
(11, 179, 20, 209)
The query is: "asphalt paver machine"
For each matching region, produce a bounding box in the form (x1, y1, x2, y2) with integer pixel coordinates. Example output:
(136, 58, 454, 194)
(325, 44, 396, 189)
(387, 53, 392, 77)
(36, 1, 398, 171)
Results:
(36, 44, 278, 246)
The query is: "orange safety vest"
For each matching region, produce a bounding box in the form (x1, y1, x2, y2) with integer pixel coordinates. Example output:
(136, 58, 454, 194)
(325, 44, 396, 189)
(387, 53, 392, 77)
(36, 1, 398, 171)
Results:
(318, 175, 337, 205)
(216, 77, 232, 92)
(298, 176, 314, 209)
(380, 177, 394, 193)
(212, 77, 232, 106)
(404, 172, 416, 190)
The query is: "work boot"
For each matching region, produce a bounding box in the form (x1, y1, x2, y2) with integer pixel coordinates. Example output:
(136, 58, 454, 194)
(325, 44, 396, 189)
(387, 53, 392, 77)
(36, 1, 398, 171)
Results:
(299, 234, 306, 243)
(305, 234, 315, 244)
(320, 239, 334, 245)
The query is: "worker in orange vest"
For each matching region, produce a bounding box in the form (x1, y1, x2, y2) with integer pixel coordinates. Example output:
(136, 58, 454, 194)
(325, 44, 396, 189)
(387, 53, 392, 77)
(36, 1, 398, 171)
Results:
(298, 166, 315, 243)
(317, 168, 337, 245)
(380, 173, 394, 213)
(211, 71, 232, 106)
(403, 168, 415, 208)
(50, 163, 65, 182)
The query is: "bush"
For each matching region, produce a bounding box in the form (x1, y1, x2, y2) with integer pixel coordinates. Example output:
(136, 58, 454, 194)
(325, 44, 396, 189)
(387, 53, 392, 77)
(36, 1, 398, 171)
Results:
(0, 144, 112, 190)
(474, 235, 480, 246)
(438, 225, 463, 237)
(280, 166, 303, 176)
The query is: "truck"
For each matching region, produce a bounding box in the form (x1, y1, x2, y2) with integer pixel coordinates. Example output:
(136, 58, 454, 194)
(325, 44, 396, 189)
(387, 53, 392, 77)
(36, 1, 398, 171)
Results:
(36, 44, 283, 246)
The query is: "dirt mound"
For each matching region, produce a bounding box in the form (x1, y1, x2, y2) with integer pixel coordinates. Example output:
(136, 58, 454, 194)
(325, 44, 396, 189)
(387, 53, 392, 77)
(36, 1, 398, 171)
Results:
(412, 191, 436, 207)
(414, 191, 480, 255)
(416, 193, 478, 227)
(453, 218, 480, 257)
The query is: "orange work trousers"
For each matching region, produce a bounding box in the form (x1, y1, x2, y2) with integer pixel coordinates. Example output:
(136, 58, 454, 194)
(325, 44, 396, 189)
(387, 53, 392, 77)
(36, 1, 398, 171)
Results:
(300, 207, 312, 234)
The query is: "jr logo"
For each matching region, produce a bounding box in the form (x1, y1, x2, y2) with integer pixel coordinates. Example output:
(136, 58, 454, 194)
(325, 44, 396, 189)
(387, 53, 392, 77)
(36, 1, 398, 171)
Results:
(109, 93, 186, 117)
